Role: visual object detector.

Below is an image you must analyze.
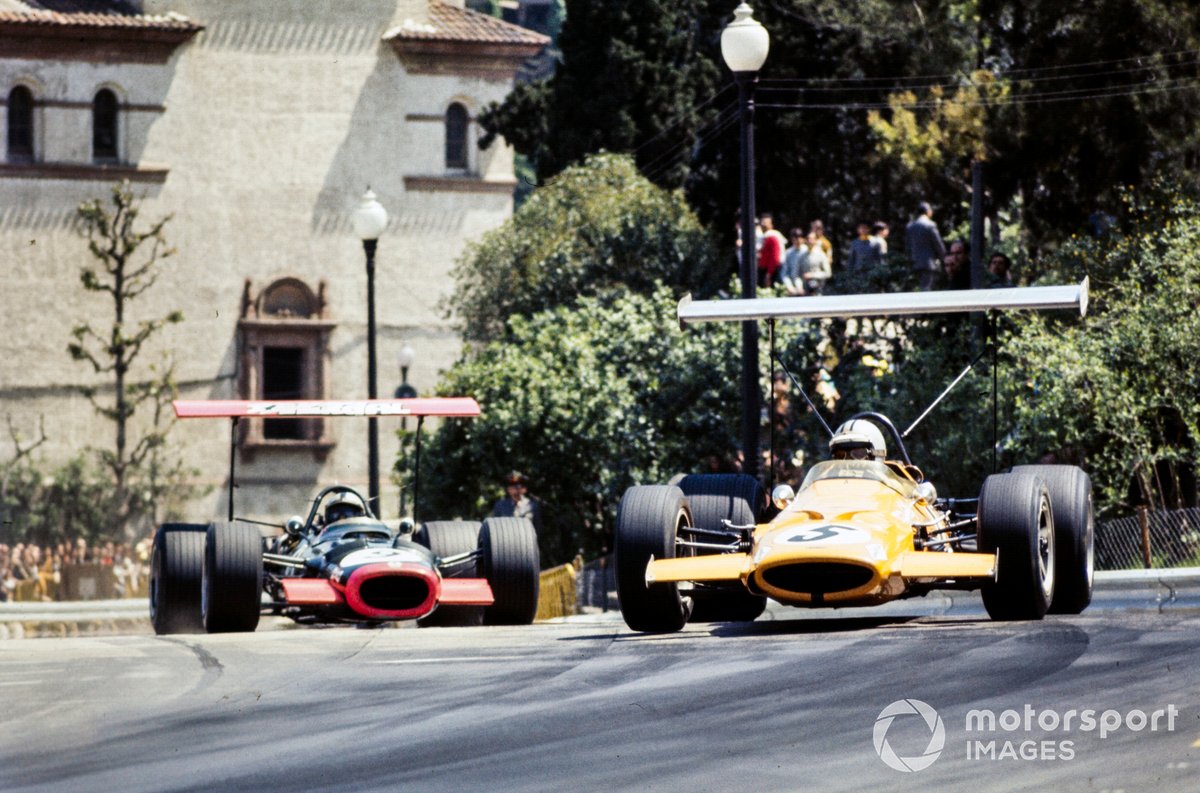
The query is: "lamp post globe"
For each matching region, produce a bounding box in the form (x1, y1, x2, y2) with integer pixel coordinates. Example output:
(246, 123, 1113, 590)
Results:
(352, 188, 388, 240)
(353, 188, 388, 515)
(720, 3, 769, 74)
(397, 342, 416, 375)
(721, 3, 769, 480)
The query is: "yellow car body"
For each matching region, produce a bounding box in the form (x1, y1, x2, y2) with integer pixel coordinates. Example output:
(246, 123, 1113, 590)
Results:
(646, 460, 996, 608)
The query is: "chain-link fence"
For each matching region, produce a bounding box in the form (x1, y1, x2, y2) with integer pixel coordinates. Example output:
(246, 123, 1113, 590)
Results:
(576, 554, 615, 612)
(1097, 508, 1200, 570)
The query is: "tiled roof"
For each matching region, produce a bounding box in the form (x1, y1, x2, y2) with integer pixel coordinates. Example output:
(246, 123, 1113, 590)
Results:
(385, 1, 548, 47)
(0, 0, 202, 31)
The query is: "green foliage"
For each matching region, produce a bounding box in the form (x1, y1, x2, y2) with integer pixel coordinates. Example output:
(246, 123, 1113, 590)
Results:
(1002, 182, 1200, 516)
(409, 285, 740, 565)
(484, 0, 1200, 251)
(447, 153, 723, 343)
(769, 180, 1200, 519)
(479, 1, 723, 191)
(0, 455, 117, 547)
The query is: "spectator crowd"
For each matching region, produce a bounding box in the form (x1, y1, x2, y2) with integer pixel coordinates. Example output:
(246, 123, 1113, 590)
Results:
(0, 537, 151, 602)
(744, 200, 1017, 295)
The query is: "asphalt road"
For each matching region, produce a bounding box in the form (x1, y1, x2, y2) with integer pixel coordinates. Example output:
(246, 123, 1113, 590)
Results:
(1, 594, 1197, 793)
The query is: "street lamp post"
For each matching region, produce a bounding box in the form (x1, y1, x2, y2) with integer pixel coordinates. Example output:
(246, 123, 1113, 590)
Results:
(721, 3, 770, 479)
(394, 343, 417, 516)
(352, 188, 388, 516)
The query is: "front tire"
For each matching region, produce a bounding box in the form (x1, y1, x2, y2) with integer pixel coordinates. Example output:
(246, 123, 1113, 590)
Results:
(150, 523, 206, 635)
(978, 473, 1055, 621)
(676, 474, 767, 624)
(201, 521, 263, 634)
(415, 520, 484, 627)
(1012, 465, 1094, 614)
(615, 485, 692, 633)
(481, 517, 540, 625)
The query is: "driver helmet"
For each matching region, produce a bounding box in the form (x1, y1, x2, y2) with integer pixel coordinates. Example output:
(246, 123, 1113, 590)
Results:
(325, 493, 365, 524)
(829, 419, 887, 461)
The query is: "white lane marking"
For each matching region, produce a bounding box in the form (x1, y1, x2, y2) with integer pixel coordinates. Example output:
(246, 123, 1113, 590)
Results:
(369, 655, 535, 664)
(0, 680, 40, 687)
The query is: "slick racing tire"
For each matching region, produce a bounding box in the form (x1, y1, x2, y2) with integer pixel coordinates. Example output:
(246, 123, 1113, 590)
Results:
(676, 474, 767, 624)
(978, 473, 1056, 621)
(481, 517, 540, 625)
(150, 523, 207, 635)
(202, 521, 263, 633)
(415, 520, 484, 627)
(615, 485, 692, 633)
(1012, 465, 1094, 615)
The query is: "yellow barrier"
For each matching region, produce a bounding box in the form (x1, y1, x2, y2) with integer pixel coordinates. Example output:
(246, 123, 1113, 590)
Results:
(8, 565, 146, 602)
(535, 563, 577, 622)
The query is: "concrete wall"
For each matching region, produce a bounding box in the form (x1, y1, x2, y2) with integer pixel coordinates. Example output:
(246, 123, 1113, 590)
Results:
(0, 0, 523, 525)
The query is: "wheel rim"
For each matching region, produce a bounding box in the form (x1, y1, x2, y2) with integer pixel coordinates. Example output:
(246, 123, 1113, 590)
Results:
(1084, 495, 1095, 585)
(1038, 497, 1055, 599)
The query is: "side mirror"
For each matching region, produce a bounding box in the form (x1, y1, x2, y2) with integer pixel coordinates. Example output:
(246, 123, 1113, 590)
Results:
(284, 516, 305, 537)
(771, 484, 796, 511)
(397, 518, 415, 535)
(914, 482, 937, 504)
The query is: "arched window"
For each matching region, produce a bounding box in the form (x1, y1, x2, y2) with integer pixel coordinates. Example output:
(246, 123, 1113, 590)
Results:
(239, 278, 334, 452)
(445, 102, 469, 170)
(93, 89, 119, 162)
(7, 85, 34, 161)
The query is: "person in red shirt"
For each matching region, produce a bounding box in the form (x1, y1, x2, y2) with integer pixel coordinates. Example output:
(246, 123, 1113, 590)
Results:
(757, 213, 786, 288)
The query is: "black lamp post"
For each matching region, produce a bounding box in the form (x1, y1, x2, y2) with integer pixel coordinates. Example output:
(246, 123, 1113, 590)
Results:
(352, 188, 388, 515)
(721, 3, 770, 478)
(394, 343, 417, 516)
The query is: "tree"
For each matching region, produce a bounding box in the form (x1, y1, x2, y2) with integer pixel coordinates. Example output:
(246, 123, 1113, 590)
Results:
(484, 0, 1200, 251)
(413, 285, 741, 565)
(68, 181, 192, 540)
(447, 152, 723, 343)
(1002, 181, 1200, 516)
(479, 1, 724, 192)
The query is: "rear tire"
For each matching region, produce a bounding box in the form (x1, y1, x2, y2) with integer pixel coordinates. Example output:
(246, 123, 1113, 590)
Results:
(978, 473, 1056, 621)
(1012, 464, 1094, 614)
(150, 523, 206, 635)
(676, 474, 767, 624)
(202, 521, 263, 634)
(415, 520, 484, 627)
(615, 485, 692, 633)
(481, 517, 540, 625)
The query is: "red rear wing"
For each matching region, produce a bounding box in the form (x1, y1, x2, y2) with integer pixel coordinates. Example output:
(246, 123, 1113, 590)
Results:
(173, 399, 481, 419)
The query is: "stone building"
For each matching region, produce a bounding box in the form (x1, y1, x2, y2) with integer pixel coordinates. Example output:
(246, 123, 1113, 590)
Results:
(0, 0, 546, 526)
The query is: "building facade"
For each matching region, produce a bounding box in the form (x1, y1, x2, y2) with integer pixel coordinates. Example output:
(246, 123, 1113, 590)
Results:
(0, 0, 546, 525)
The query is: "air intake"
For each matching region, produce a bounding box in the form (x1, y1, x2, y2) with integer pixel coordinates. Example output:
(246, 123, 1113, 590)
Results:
(760, 562, 873, 594)
(357, 575, 430, 611)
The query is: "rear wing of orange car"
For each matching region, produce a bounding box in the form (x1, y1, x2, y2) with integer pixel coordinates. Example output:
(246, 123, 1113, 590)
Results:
(676, 279, 1089, 477)
(174, 398, 481, 522)
(677, 279, 1088, 325)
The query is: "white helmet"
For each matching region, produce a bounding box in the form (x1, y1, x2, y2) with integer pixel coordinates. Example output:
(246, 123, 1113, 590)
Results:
(829, 419, 887, 461)
(325, 493, 365, 524)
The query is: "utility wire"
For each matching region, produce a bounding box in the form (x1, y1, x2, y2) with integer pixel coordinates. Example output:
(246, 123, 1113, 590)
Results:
(638, 100, 739, 184)
(750, 46, 1200, 87)
(755, 75, 1200, 112)
(756, 56, 1200, 94)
